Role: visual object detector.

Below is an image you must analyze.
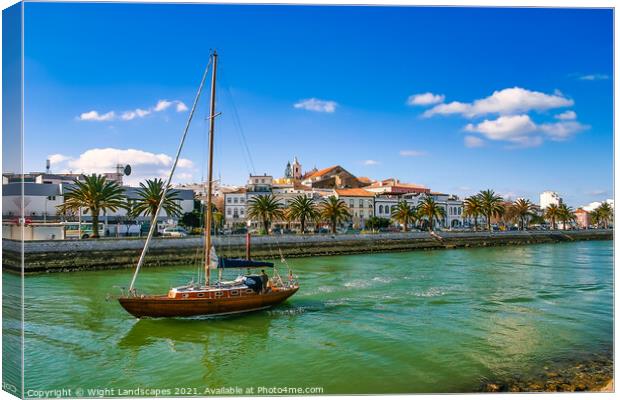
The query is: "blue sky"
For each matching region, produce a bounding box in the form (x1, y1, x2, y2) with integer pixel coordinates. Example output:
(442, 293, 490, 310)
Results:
(21, 3, 612, 207)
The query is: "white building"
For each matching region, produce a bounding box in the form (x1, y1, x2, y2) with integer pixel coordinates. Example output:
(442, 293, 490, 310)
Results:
(224, 188, 247, 228)
(334, 188, 375, 229)
(540, 191, 562, 209)
(2, 182, 195, 223)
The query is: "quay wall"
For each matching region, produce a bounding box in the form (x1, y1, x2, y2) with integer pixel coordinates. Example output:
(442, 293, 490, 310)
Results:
(2, 229, 613, 274)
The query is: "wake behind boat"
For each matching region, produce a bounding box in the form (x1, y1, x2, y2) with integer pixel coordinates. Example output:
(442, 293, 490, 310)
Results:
(118, 51, 299, 318)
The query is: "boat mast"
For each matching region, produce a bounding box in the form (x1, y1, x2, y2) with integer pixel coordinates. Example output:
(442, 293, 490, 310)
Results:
(128, 55, 212, 293)
(205, 51, 218, 286)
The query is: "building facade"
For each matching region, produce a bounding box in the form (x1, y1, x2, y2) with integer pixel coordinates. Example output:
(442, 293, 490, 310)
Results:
(540, 191, 562, 209)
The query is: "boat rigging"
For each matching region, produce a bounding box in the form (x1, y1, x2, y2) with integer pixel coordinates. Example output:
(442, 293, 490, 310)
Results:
(118, 51, 299, 318)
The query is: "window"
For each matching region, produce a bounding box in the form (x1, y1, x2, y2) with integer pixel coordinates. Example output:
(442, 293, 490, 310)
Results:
(234, 197, 238, 203)
(240, 209, 244, 215)
(379, 205, 383, 213)
(227, 209, 232, 215)
(240, 198, 244, 203)
(349, 200, 354, 207)
(358, 199, 363, 208)
(368, 201, 373, 208)
(227, 198, 231, 203)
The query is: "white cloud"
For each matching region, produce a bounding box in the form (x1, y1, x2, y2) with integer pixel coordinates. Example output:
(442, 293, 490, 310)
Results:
(554, 110, 577, 120)
(154, 100, 173, 112)
(423, 87, 574, 118)
(407, 92, 445, 106)
(399, 150, 427, 157)
(582, 199, 614, 212)
(78, 110, 116, 121)
(48, 154, 71, 165)
(464, 135, 485, 148)
(294, 98, 338, 113)
(539, 120, 589, 141)
(465, 115, 537, 141)
(121, 108, 152, 121)
(363, 159, 379, 166)
(176, 101, 188, 112)
(464, 114, 587, 147)
(579, 74, 609, 81)
(78, 99, 188, 122)
(51, 148, 194, 185)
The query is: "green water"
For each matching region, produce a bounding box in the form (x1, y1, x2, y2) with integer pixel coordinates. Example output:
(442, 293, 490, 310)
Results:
(6, 241, 614, 395)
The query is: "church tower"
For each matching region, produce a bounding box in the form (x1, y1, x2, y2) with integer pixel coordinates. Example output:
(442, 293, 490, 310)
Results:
(284, 161, 293, 179)
(292, 156, 302, 180)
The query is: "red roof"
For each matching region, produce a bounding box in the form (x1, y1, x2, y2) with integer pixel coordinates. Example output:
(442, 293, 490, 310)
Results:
(305, 165, 339, 179)
(335, 188, 375, 197)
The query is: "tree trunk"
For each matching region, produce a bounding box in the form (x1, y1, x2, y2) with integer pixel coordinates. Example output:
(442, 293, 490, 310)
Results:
(402, 219, 408, 232)
(474, 216, 478, 232)
(263, 218, 269, 234)
(300, 217, 305, 234)
(487, 214, 492, 232)
(91, 210, 100, 238)
(331, 218, 337, 234)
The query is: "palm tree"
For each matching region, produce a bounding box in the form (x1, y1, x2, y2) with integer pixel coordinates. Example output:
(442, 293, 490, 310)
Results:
(595, 202, 613, 229)
(287, 195, 318, 234)
(320, 196, 351, 234)
(417, 196, 446, 232)
(590, 208, 603, 228)
(463, 195, 483, 231)
(59, 174, 125, 238)
(390, 201, 417, 232)
(478, 189, 504, 232)
(511, 198, 537, 230)
(247, 194, 283, 234)
(544, 203, 561, 230)
(133, 178, 183, 219)
(558, 203, 576, 230)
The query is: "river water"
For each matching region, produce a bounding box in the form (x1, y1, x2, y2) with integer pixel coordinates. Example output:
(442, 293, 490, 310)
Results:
(4, 240, 613, 394)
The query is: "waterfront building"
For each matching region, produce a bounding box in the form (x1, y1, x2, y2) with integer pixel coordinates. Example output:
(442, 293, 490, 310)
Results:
(575, 208, 590, 229)
(2, 182, 64, 221)
(223, 188, 247, 228)
(374, 194, 403, 220)
(2, 181, 195, 236)
(540, 191, 563, 209)
(334, 188, 375, 229)
(366, 178, 430, 195)
(428, 192, 464, 228)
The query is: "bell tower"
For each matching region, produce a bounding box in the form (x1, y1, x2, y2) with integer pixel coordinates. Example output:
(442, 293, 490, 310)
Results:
(292, 156, 302, 180)
(284, 161, 292, 179)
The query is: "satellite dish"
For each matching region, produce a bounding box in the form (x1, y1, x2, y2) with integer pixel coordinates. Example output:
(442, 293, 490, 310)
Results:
(124, 165, 132, 176)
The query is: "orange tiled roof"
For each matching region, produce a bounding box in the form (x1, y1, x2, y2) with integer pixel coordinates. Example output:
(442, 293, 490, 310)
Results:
(335, 188, 375, 197)
(356, 176, 373, 184)
(306, 165, 339, 179)
(293, 182, 312, 191)
(369, 179, 426, 189)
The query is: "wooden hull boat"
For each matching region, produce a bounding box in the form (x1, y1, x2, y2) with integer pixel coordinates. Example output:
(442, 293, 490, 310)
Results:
(119, 285, 299, 318)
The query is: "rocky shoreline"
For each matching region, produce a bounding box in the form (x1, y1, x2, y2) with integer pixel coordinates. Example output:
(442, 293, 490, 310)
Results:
(479, 351, 613, 392)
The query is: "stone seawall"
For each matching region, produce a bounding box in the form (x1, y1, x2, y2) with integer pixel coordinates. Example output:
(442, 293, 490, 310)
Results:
(2, 229, 612, 273)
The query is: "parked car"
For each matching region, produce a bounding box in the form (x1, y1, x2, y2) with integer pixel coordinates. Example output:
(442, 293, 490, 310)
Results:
(162, 227, 188, 237)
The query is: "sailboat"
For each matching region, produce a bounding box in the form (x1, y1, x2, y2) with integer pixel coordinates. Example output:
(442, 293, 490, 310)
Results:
(118, 51, 299, 318)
